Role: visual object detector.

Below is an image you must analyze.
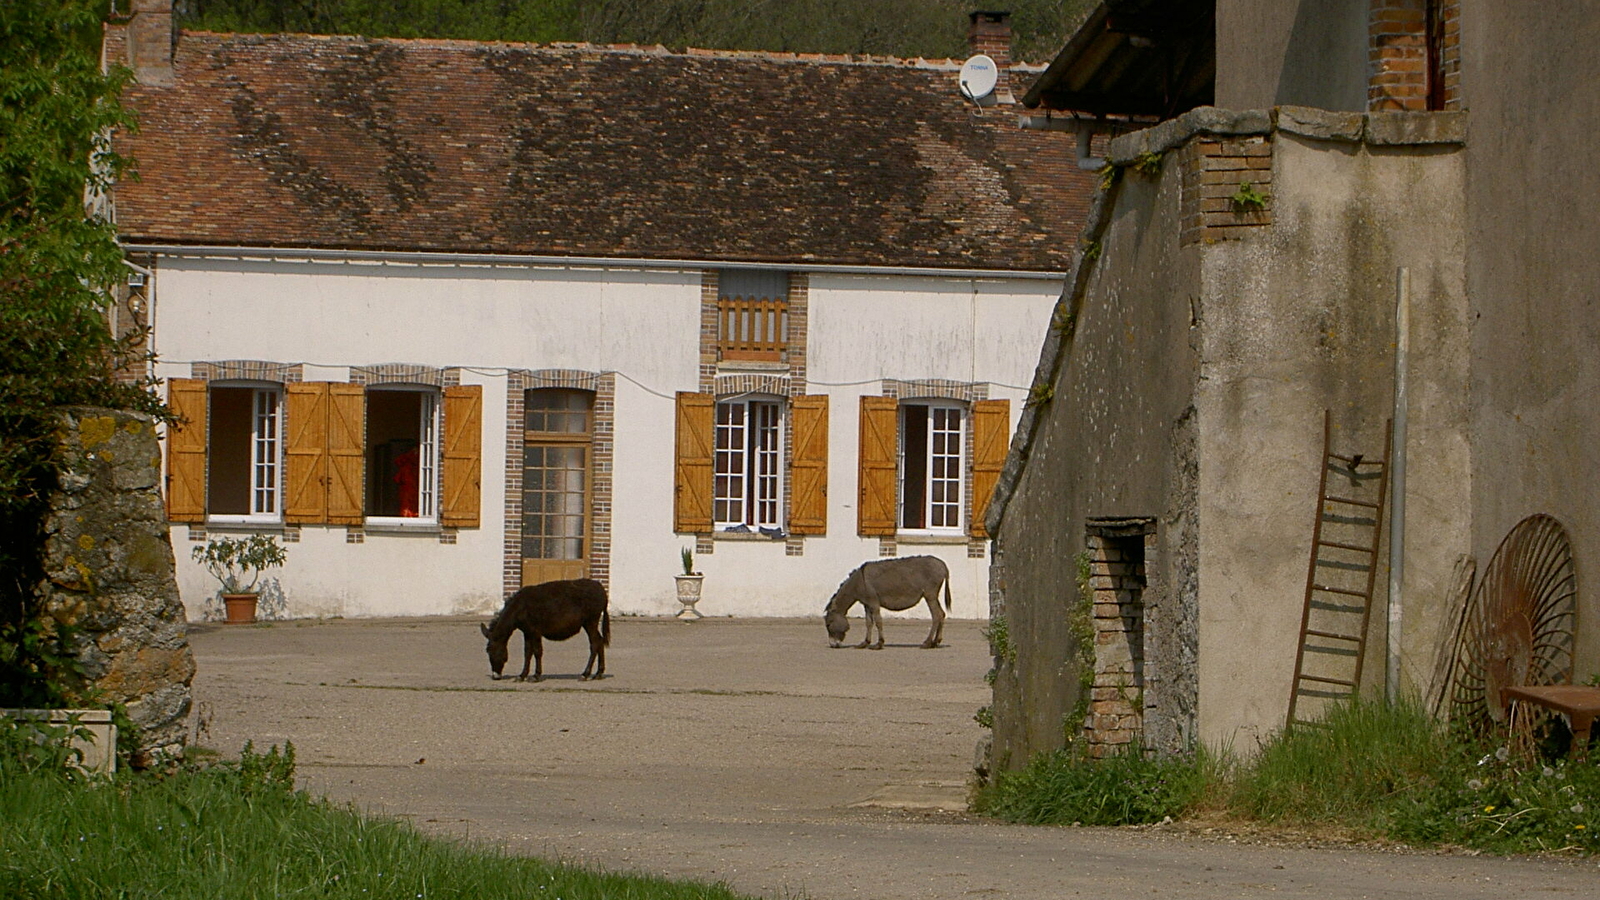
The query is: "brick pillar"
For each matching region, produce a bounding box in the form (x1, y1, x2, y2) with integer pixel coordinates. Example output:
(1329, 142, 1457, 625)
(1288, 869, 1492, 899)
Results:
(1363, 0, 1440, 111)
(967, 10, 1014, 103)
(126, 0, 175, 86)
(1082, 519, 1155, 758)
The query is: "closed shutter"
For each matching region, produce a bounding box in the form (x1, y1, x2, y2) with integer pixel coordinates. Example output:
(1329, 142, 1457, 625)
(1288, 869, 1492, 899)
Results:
(325, 383, 366, 525)
(285, 382, 329, 524)
(969, 399, 1011, 539)
(857, 395, 898, 536)
(788, 394, 829, 535)
(673, 392, 714, 533)
(165, 378, 208, 522)
(440, 384, 483, 527)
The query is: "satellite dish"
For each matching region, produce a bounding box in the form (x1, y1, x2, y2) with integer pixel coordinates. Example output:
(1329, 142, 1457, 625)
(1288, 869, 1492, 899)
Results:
(959, 54, 999, 106)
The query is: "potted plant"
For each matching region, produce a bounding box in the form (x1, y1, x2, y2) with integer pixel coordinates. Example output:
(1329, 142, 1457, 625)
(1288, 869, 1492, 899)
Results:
(192, 534, 288, 624)
(674, 547, 704, 619)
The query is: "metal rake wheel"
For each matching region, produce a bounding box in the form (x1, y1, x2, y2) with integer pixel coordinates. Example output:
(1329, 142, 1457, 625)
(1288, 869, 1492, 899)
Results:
(1447, 514, 1577, 736)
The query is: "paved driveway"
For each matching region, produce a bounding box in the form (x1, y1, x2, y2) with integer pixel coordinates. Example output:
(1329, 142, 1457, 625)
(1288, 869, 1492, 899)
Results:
(188, 616, 1597, 900)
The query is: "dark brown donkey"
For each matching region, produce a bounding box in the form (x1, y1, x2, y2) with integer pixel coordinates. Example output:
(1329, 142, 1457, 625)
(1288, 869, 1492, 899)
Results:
(481, 579, 610, 681)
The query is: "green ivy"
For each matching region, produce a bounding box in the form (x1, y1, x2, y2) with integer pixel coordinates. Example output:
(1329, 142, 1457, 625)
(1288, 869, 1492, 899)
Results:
(0, 0, 172, 707)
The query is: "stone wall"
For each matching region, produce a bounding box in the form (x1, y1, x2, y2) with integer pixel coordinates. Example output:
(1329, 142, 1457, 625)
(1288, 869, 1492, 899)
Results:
(38, 407, 194, 766)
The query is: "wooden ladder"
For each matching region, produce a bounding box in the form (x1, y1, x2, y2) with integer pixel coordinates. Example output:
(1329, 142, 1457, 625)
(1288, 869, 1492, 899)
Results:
(1286, 411, 1392, 730)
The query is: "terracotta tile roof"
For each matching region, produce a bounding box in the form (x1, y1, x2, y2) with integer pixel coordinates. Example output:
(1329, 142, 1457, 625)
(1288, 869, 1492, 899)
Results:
(112, 30, 1095, 272)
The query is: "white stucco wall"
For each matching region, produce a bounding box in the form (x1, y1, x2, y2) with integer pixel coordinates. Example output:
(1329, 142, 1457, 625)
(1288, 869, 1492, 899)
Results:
(151, 254, 1060, 623)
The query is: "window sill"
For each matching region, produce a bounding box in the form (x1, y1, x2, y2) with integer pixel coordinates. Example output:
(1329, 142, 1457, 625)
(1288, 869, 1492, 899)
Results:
(363, 518, 441, 534)
(713, 528, 786, 541)
(204, 517, 284, 532)
(895, 532, 970, 545)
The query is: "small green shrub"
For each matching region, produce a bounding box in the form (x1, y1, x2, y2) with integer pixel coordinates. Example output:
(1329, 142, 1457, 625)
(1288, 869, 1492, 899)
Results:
(975, 742, 1211, 826)
(1229, 181, 1269, 212)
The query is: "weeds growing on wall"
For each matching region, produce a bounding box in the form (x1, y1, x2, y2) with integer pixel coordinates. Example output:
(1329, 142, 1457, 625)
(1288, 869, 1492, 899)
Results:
(0, 0, 171, 707)
(977, 695, 1600, 856)
(975, 741, 1215, 826)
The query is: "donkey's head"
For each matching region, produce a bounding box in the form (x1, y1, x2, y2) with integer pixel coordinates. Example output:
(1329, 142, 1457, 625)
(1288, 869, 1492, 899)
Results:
(481, 620, 510, 679)
(823, 599, 850, 648)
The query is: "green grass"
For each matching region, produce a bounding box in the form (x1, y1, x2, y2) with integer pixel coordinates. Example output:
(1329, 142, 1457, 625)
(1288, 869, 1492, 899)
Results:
(974, 742, 1215, 826)
(975, 698, 1600, 855)
(1, 729, 751, 900)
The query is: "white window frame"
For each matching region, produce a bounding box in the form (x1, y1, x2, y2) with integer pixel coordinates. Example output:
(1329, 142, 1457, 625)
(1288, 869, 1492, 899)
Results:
(714, 396, 784, 531)
(899, 401, 966, 535)
(207, 383, 283, 525)
(365, 387, 441, 529)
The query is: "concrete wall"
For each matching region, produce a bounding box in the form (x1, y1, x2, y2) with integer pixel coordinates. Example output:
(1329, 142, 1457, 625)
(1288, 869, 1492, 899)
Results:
(1461, 3, 1600, 680)
(1196, 129, 1469, 749)
(990, 158, 1203, 767)
(150, 256, 1058, 622)
(990, 109, 1471, 765)
(1215, 0, 1368, 113)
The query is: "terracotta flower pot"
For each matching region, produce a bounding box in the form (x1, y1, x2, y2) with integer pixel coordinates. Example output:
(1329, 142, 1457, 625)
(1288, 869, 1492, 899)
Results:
(222, 593, 259, 624)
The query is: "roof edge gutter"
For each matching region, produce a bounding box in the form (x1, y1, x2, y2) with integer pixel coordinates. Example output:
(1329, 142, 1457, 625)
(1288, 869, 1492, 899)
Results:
(120, 243, 1068, 281)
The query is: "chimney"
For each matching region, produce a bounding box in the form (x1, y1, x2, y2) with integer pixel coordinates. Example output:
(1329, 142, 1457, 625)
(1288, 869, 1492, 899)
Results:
(126, 0, 175, 86)
(967, 10, 1013, 103)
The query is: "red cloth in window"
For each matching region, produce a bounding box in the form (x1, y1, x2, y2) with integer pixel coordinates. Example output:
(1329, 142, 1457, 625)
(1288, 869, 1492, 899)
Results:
(394, 446, 420, 517)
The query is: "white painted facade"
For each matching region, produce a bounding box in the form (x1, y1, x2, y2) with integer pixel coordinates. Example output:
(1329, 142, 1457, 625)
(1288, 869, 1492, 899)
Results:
(149, 250, 1060, 622)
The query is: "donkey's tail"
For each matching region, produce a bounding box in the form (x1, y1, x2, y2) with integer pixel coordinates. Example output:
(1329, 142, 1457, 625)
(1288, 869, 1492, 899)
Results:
(942, 576, 952, 612)
(601, 609, 612, 647)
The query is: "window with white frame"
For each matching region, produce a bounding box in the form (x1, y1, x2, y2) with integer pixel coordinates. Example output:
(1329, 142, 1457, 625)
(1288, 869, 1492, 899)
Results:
(900, 402, 964, 532)
(207, 384, 282, 521)
(365, 387, 440, 521)
(714, 397, 783, 530)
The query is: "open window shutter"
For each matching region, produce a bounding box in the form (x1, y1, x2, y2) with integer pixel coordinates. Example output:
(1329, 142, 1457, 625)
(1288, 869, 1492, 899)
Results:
(440, 384, 483, 527)
(970, 399, 1011, 539)
(857, 395, 898, 536)
(325, 383, 366, 525)
(165, 379, 208, 522)
(673, 392, 714, 533)
(285, 382, 329, 524)
(788, 394, 829, 535)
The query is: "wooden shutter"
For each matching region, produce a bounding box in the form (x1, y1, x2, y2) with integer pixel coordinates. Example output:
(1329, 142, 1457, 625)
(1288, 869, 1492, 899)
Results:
(325, 383, 366, 525)
(440, 384, 483, 527)
(165, 378, 208, 522)
(969, 399, 1011, 539)
(673, 392, 714, 533)
(857, 395, 898, 536)
(285, 382, 330, 524)
(788, 394, 829, 535)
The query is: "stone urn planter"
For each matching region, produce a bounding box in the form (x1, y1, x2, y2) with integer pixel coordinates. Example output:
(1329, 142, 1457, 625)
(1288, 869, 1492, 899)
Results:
(674, 574, 705, 619)
(675, 547, 704, 619)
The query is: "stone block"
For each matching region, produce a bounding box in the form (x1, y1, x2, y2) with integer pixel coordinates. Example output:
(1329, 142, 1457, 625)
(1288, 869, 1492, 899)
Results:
(1364, 110, 1466, 145)
(1274, 106, 1364, 142)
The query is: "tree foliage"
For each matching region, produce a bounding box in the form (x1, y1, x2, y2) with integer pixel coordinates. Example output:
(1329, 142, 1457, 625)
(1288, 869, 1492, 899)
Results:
(0, 0, 168, 706)
(178, 0, 1097, 63)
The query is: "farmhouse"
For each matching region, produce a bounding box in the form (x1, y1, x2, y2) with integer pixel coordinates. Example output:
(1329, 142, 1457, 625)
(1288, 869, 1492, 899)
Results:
(105, 5, 1098, 620)
(986, 0, 1600, 767)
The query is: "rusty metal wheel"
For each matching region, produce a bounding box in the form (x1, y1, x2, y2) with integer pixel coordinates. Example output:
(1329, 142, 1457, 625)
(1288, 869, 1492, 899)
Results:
(1447, 514, 1577, 736)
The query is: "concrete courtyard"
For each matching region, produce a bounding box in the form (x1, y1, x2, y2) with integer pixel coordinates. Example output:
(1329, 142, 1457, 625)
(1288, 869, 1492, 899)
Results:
(186, 615, 1597, 899)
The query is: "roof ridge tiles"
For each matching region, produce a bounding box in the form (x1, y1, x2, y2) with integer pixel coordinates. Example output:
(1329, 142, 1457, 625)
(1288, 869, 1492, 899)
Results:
(178, 28, 969, 69)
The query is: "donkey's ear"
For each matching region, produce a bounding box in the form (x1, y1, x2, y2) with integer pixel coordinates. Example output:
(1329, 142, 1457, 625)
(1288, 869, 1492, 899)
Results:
(480, 622, 491, 637)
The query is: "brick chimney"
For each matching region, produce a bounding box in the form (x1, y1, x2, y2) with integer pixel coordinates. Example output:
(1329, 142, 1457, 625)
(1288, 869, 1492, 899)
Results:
(126, 0, 175, 86)
(967, 10, 1014, 104)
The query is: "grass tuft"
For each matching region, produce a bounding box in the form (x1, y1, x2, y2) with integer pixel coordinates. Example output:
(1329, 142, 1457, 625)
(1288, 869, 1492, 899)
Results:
(974, 742, 1214, 826)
